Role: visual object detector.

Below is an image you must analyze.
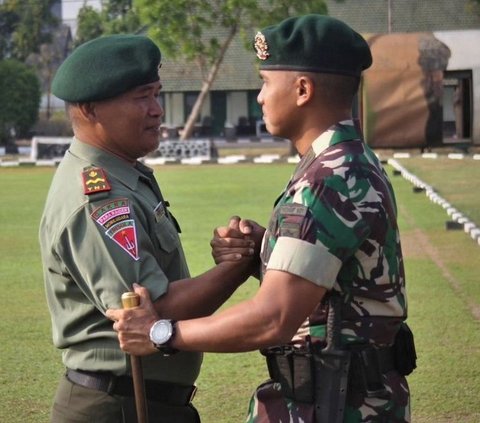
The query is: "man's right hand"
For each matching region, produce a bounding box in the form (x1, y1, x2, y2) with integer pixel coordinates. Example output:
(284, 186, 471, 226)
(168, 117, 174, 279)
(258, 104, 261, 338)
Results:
(210, 216, 265, 264)
(107, 284, 159, 356)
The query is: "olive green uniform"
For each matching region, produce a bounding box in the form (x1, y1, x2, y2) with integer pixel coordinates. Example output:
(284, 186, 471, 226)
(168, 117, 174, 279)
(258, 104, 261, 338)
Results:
(39, 138, 202, 422)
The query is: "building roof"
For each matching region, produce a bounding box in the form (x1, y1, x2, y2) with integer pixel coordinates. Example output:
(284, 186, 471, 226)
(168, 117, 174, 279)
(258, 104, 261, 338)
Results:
(327, 0, 480, 33)
(161, 30, 261, 92)
(160, 0, 480, 92)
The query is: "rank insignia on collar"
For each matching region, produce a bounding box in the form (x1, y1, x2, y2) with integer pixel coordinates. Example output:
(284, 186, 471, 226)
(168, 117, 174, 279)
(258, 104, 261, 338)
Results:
(82, 167, 111, 195)
(254, 32, 270, 60)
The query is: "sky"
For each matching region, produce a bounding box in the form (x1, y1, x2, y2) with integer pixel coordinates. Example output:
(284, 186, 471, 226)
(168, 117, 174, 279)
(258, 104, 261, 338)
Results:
(61, 0, 102, 35)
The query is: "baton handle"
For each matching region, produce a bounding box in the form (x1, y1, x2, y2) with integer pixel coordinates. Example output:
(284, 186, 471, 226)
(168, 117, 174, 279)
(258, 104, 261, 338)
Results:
(121, 292, 149, 423)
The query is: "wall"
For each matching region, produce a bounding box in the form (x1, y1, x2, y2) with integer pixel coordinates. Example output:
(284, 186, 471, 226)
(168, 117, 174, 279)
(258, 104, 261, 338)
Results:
(226, 92, 248, 126)
(434, 30, 480, 144)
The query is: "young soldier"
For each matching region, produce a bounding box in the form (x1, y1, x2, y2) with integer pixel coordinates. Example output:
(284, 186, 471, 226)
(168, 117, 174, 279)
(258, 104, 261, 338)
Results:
(107, 15, 415, 422)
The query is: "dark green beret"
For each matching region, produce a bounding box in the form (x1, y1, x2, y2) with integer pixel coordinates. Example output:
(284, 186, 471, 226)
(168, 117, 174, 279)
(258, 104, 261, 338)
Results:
(52, 34, 161, 102)
(253, 14, 372, 77)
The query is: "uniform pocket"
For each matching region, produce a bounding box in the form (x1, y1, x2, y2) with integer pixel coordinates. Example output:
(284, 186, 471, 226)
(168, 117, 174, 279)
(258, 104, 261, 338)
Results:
(153, 213, 180, 253)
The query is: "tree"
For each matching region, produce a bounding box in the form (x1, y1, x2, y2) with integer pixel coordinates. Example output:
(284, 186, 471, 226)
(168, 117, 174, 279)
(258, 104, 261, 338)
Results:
(0, 4, 18, 59)
(75, 5, 104, 46)
(134, 0, 328, 140)
(27, 26, 72, 120)
(0, 60, 41, 146)
(468, 0, 480, 15)
(0, 0, 58, 61)
(75, 0, 142, 47)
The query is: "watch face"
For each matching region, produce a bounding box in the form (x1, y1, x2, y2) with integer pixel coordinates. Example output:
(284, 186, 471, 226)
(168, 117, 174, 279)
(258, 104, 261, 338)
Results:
(150, 320, 173, 345)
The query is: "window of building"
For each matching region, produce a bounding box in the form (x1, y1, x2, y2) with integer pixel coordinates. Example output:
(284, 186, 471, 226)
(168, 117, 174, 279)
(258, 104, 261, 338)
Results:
(184, 92, 201, 123)
(443, 70, 472, 142)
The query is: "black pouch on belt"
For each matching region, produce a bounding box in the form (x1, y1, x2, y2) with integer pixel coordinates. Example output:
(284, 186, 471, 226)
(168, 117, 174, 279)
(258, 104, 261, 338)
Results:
(393, 322, 417, 376)
(351, 346, 389, 398)
(264, 347, 295, 398)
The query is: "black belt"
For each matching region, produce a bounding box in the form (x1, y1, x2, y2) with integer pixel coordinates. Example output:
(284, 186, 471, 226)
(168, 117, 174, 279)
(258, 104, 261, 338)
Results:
(264, 344, 396, 373)
(66, 368, 197, 406)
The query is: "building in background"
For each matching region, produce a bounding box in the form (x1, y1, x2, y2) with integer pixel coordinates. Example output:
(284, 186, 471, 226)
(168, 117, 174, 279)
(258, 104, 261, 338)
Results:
(51, 0, 480, 147)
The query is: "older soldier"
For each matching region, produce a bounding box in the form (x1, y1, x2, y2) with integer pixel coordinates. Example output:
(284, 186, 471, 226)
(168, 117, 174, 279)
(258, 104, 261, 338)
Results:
(39, 34, 254, 423)
(107, 15, 416, 422)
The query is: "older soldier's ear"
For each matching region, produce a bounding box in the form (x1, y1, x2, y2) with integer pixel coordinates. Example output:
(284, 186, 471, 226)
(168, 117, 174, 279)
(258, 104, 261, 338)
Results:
(77, 102, 98, 123)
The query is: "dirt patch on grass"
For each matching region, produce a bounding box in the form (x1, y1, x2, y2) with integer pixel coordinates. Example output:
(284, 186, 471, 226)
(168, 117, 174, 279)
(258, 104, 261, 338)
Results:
(399, 204, 480, 322)
(400, 231, 430, 259)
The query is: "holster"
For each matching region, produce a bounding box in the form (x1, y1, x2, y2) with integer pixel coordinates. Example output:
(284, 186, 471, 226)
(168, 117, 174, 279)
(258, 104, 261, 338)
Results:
(312, 347, 351, 423)
(263, 343, 351, 422)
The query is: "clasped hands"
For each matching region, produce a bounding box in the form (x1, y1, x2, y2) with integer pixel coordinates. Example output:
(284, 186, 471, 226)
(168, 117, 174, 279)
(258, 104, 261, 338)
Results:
(210, 215, 264, 265)
(106, 216, 265, 355)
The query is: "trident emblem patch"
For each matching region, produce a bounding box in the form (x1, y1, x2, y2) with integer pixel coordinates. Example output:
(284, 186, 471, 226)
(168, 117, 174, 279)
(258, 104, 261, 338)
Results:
(91, 198, 139, 260)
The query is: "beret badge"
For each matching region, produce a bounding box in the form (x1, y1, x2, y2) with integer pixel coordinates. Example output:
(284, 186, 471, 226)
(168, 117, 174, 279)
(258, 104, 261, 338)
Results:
(254, 32, 270, 60)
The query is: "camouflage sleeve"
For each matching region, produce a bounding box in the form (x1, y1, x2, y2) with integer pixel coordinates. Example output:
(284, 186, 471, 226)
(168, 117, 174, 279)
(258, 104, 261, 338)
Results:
(266, 174, 371, 289)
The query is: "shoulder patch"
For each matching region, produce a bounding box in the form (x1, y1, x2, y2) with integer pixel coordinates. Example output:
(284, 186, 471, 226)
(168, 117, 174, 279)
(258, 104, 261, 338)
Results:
(82, 167, 111, 195)
(91, 198, 139, 261)
(279, 203, 308, 217)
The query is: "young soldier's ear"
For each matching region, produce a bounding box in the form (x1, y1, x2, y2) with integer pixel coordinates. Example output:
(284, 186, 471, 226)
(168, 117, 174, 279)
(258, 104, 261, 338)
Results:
(296, 76, 314, 106)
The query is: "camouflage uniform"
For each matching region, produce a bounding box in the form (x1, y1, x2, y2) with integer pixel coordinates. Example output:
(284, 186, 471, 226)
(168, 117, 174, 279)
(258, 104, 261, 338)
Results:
(246, 120, 410, 423)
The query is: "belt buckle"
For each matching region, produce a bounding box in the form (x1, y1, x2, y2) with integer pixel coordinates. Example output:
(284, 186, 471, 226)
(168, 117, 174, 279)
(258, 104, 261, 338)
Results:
(188, 385, 197, 403)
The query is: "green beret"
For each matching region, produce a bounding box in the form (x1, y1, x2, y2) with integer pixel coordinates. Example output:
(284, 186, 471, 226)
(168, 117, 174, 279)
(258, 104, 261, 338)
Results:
(253, 14, 372, 77)
(52, 34, 161, 102)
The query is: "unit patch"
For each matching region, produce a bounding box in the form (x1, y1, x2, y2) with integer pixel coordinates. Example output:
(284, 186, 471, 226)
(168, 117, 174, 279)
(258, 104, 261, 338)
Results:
(91, 198, 139, 260)
(82, 167, 111, 195)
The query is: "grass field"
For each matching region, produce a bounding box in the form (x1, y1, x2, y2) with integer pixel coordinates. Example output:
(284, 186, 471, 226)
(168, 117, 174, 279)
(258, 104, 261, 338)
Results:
(0, 158, 479, 422)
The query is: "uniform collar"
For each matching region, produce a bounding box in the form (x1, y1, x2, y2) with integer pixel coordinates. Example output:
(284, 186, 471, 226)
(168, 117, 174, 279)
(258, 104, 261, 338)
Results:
(311, 119, 362, 157)
(293, 120, 363, 177)
(68, 137, 147, 191)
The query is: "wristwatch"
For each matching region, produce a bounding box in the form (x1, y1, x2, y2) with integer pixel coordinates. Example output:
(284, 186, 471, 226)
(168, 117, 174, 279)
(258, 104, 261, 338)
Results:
(149, 319, 178, 355)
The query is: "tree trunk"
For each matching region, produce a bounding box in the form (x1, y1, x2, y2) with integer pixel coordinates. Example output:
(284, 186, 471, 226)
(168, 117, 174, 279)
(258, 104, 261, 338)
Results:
(46, 89, 52, 120)
(180, 25, 237, 141)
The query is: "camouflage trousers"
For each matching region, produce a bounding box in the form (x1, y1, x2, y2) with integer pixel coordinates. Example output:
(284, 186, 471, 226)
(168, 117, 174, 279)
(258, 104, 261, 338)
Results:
(246, 371, 410, 423)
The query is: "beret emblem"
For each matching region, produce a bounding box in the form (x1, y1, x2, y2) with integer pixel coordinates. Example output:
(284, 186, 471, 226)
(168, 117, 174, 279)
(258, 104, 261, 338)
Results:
(254, 32, 270, 60)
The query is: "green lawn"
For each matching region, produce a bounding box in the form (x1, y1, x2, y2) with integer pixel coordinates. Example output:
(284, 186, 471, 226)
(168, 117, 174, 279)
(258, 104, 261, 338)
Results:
(394, 156, 480, 225)
(0, 159, 479, 422)
(390, 158, 480, 423)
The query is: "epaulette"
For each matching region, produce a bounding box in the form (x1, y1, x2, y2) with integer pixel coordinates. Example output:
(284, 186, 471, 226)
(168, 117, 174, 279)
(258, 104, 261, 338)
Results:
(82, 166, 111, 196)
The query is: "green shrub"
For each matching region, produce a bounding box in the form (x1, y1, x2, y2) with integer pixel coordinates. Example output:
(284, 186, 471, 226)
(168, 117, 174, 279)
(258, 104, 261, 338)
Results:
(33, 111, 73, 137)
(0, 59, 41, 143)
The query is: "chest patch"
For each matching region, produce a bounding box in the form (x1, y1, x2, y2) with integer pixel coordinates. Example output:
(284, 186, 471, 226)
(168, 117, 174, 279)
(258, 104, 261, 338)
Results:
(91, 198, 139, 261)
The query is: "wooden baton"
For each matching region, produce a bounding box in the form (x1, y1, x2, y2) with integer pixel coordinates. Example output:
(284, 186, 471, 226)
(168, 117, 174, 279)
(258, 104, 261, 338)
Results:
(121, 292, 149, 423)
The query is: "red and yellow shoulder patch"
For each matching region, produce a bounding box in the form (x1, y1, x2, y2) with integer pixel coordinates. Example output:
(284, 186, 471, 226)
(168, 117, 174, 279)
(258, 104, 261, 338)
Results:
(91, 198, 139, 261)
(82, 167, 111, 195)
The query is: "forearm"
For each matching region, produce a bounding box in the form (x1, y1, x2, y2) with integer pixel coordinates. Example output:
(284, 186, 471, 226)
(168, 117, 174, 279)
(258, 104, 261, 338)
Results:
(153, 259, 256, 320)
(107, 270, 327, 357)
(172, 297, 288, 353)
(169, 270, 327, 353)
